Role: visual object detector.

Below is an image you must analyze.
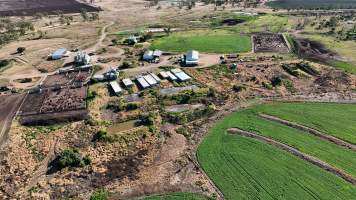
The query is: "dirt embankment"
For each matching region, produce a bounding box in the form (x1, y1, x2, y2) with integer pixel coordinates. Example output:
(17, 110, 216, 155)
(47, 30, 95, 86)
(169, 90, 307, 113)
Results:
(227, 127, 356, 185)
(259, 113, 356, 151)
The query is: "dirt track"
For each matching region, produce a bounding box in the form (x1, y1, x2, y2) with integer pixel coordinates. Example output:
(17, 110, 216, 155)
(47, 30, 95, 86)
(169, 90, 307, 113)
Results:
(0, 94, 26, 149)
(259, 113, 356, 151)
(227, 127, 356, 185)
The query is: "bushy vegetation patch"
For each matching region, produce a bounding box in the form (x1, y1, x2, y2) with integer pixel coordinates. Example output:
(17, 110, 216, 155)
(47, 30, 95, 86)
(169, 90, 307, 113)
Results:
(48, 148, 90, 173)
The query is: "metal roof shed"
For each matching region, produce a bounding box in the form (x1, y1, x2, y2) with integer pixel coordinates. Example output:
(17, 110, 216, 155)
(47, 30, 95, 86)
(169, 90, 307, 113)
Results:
(51, 48, 67, 60)
(185, 50, 199, 65)
(159, 71, 169, 79)
(122, 78, 134, 88)
(137, 77, 150, 89)
(171, 68, 183, 74)
(144, 74, 158, 86)
(166, 71, 177, 81)
(174, 72, 192, 82)
(150, 73, 161, 83)
(143, 50, 154, 61)
(109, 81, 122, 95)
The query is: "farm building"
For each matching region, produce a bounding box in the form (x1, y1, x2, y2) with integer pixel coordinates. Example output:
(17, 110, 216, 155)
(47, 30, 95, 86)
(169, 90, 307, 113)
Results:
(159, 71, 169, 79)
(104, 68, 118, 80)
(185, 50, 199, 66)
(143, 50, 162, 61)
(109, 81, 122, 95)
(122, 78, 134, 88)
(51, 48, 67, 60)
(74, 51, 91, 66)
(166, 71, 178, 81)
(92, 74, 105, 82)
(171, 69, 192, 82)
(150, 73, 161, 83)
(137, 77, 150, 89)
(144, 74, 158, 86)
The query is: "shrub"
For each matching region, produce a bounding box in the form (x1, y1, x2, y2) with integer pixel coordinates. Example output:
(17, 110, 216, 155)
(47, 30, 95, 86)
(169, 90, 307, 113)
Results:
(17, 47, 26, 54)
(232, 85, 246, 92)
(0, 60, 10, 69)
(50, 148, 90, 171)
(90, 189, 110, 200)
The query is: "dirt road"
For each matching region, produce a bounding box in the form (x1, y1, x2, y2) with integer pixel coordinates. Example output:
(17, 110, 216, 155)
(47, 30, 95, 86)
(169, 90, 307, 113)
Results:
(0, 94, 26, 149)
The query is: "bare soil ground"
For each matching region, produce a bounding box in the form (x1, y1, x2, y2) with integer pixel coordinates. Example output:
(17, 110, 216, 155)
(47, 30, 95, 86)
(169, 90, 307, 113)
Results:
(253, 33, 290, 53)
(0, 0, 100, 16)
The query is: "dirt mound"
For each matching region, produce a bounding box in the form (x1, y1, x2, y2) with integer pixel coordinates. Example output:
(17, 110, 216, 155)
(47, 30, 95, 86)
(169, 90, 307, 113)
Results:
(294, 37, 338, 63)
(314, 70, 355, 91)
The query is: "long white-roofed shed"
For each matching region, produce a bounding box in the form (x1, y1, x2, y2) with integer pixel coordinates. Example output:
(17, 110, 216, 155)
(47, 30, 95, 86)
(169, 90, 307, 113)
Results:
(109, 81, 122, 95)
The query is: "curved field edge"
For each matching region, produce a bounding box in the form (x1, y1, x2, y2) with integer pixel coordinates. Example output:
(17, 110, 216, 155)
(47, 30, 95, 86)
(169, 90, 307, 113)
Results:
(227, 108, 356, 177)
(149, 30, 251, 53)
(255, 102, 356, 144)
(132, 192, 213, 200)
(197, 103, 356, 200)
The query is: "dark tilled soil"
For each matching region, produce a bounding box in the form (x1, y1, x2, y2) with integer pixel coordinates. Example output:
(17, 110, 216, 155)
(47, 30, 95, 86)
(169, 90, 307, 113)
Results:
(294, 37, 339, 63)
(0, 0, 101, 16)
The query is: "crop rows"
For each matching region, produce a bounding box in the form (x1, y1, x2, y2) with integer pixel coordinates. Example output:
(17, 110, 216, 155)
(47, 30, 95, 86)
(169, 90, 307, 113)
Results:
(197, 102, 356, 200)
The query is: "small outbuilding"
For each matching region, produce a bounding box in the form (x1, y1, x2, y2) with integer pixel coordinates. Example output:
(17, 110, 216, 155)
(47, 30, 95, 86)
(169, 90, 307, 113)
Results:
(109, 81, 122, 95)
(143, 49, 162, 62)
(51, 48, 67, 60)
(150, 73, 161, 83)
(74, 51, 91, 66)
(166, 71, 177, 81)
(137, 77, 150, 89)
(144, 74, 158, 86)
(171, 68, 191, 82)
(185, 50, 199, 66)
(159, 71, 169, 79)
(122, 78, 134, 88)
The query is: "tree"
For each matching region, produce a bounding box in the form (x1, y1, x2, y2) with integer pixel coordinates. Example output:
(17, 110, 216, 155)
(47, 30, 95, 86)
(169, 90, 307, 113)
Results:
(164, 27, 172, 35)
(81, 9, 89, 21)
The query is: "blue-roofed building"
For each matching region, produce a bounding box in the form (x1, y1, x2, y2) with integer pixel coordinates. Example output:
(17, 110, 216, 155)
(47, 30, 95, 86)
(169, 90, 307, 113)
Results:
(51, 48, 67, 60)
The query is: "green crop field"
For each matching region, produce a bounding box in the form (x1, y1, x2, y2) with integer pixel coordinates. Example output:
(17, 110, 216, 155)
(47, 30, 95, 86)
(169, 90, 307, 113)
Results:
(255, 102, 356, 144)
(133, 192, 212, 200)
(197, 102, 356, 200)
(150, 30, 251, 53)
(267, 0, 356, 10)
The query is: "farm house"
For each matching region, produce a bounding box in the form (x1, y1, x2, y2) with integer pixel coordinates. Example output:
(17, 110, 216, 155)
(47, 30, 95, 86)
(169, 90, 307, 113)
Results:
(185, 50, 199, 66)
(50, 48, 67, 60)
